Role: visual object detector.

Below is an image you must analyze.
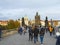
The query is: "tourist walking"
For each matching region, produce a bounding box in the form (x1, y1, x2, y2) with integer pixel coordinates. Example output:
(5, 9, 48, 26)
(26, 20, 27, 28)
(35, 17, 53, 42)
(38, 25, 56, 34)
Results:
(39, 26, 45, 45)
(18, 27, 23, 35)
(49, 26, 53, 36)
(23, 26, 26, 35)
(33, 25, 39, 44)
(0, 26, 2, 40)
(28, 27, 33, 41)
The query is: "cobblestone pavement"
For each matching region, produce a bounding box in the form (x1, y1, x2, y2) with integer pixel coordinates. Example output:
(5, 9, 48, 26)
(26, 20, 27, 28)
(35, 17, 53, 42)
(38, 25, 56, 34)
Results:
(0, 32, 56, 45)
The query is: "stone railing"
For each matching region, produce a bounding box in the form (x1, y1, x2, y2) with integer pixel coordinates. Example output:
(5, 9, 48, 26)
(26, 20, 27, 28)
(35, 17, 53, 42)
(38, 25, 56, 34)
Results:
(2, 28, 18, 37)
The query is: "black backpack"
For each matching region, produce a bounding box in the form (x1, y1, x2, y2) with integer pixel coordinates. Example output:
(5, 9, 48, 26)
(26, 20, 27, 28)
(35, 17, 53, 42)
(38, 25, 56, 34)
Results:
(39, 27, 45, 36)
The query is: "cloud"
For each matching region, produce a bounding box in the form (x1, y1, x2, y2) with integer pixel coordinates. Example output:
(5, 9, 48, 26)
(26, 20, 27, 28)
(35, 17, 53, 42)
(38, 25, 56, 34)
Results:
(0, 0, 60, 20)
(0, 0, 60, 9)
(0, 8, 37, 20)
(0, 6, 60, 20)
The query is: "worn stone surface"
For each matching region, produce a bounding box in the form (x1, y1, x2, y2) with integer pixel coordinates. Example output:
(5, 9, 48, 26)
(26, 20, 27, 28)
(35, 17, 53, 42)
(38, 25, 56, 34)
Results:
(0, 32, 56, 45)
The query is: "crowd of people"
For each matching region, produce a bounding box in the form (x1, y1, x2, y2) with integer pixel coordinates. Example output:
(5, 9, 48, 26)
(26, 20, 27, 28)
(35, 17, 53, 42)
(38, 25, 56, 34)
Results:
(0, 24, 60, 45)
(18, 26, 27, 35)
(18, 25, 56, 45)
(28, 25, 45, 45)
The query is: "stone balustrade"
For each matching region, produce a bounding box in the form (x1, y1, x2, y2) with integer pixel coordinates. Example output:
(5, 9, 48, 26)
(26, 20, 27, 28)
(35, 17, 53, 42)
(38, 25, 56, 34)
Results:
(2, 28, 18, 37)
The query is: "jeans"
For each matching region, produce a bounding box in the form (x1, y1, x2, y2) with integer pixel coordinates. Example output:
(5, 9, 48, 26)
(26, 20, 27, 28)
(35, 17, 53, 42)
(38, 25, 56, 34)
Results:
(40, 36, 44, 44)
(36, 36, 38, 41)
(50, 32, 52, 36)
(0, 35, 1, 38)
(29, 35, 33, 41)
(20, 32, 22, 35)
(34, 36, 37, 43)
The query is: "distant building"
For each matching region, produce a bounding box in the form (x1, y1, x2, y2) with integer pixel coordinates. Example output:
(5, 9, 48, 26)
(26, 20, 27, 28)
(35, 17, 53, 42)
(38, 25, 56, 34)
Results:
(30, 20, 35, 25)
(52, 20, 60, 26)
(29, 20, 60, 27)
(24, 16, 28, 26)
(35, 12, 41, 25)
(40, 20, 45, 26)
(19, 16, 29, 26)
(18, 14, 60, 27)
(0, 21, 8, 26)
(46, 20, 60, 27)
(58, 20, 60, 26)
(28, 20, 31, 26)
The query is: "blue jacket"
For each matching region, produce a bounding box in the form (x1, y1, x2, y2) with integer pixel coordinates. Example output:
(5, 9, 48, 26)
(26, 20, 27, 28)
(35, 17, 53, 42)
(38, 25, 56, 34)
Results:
(56, 36, 60, 45)
(19, 28, 23, 32)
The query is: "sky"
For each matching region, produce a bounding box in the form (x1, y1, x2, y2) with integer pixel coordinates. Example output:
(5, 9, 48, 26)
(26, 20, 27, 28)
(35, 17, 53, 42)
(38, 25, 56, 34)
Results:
(0, 0, 60, 20)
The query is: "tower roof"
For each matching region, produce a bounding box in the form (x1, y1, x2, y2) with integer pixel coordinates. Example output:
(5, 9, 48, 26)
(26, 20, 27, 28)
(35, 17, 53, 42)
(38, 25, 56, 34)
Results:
(36, 12, 38, 16)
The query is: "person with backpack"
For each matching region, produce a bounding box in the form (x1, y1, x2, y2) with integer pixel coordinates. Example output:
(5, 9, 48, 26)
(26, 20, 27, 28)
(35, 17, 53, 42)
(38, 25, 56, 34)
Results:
(18, 26, 23, 35)
(28, 27, 33, 41)
(33, 25, 39, 44)
(39, 26, 45, 45)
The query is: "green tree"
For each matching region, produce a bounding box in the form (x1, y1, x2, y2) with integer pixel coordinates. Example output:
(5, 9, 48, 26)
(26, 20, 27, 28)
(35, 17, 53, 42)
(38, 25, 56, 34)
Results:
(0, 25, 7, 30)
(14, 20, 20, 28)
(7, 20, 15, 29)
(7, 20, 20, 29)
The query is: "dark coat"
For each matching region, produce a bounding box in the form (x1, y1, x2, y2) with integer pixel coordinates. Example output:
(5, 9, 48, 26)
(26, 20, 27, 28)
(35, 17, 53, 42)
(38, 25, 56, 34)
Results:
(33, 28, 39, 37)
(18, 27, 23, 33)
(28, 28, 33, 35)
(0, 28, 2, 38)
(39, 27, 45, 36)
(56, 36, 60, 45)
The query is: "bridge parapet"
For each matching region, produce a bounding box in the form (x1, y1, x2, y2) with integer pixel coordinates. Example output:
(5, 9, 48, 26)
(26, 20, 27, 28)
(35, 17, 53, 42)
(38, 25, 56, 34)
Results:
(2, 28, 18, 37)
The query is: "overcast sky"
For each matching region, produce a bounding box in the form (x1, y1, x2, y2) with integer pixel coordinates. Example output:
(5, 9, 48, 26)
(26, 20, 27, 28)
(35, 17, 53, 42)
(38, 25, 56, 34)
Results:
(0, 0, 60, 20)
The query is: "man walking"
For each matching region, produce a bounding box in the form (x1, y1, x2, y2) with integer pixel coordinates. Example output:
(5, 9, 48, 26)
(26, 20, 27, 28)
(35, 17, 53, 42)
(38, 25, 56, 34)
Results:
(49, 26, 53, 36)
(18, 26, 23, 35)
(28, 27, 33, 41)
(39, 26, 45, 45)
(0, 26, 2, 40)
(33, 25, 39, 44)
